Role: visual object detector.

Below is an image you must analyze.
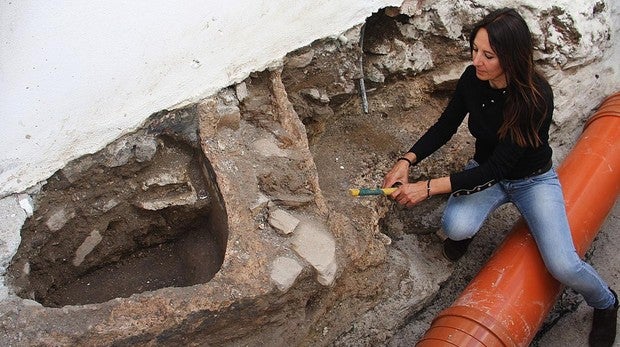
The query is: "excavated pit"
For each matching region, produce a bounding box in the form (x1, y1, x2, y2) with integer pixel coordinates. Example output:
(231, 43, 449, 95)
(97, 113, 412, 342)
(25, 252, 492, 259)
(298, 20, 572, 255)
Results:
(7, 111, 228, 307)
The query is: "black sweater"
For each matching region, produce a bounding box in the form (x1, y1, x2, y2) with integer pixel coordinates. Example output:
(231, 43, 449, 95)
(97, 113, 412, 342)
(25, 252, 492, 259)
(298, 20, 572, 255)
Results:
(409, 65, 554, 196)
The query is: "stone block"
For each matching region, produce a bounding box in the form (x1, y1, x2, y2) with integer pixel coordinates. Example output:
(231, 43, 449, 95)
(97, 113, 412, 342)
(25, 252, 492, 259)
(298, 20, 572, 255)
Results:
(73, 230, 103, 266)
(292, 218, 336, 286)
(269, 209, 300, 235)
(0, 195, 26, 300)
(270, 256, 303, 291)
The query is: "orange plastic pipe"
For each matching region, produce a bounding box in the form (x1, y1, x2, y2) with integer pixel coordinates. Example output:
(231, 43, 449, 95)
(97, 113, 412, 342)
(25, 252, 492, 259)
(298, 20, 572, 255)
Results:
(417, 91, 620, 347)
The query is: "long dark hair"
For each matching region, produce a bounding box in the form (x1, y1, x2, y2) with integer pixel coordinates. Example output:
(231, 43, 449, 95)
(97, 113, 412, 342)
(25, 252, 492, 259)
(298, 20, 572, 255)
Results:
(470, 8, 549, 148)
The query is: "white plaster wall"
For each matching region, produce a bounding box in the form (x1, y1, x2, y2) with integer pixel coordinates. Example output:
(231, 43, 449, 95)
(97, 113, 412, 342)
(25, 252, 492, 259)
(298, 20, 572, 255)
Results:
(0, 0, 400, 197)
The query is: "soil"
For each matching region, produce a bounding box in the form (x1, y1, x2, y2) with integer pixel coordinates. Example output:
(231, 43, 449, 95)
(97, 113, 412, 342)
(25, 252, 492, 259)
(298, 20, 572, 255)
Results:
(43, 221, 223, 307)
(310, 75, 472, 204)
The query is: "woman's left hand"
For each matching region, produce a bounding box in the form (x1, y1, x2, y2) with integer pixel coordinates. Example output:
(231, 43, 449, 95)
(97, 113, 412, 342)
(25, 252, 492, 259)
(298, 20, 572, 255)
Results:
(390, 181, 429, 208)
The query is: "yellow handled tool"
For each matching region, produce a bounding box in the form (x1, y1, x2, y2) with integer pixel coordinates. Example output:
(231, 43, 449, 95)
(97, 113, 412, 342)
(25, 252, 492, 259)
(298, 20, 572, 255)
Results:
(349, 188, 397, 196)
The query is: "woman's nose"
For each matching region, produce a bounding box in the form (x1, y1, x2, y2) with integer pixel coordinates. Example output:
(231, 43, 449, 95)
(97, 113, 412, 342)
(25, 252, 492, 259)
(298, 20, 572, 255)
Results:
(472, 52, 482, 66)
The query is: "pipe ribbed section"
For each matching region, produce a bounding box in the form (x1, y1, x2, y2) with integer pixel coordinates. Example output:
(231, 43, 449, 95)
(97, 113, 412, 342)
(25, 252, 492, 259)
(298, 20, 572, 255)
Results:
(417, 91, 620, 347)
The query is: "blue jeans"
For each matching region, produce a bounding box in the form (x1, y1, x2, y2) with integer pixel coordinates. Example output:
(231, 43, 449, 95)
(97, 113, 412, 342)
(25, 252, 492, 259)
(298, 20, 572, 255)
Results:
(442, 161, 614, 309)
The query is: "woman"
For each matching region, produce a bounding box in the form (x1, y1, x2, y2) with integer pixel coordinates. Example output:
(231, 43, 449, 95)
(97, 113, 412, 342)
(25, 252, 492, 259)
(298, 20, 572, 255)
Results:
(382, 8, 617, 346)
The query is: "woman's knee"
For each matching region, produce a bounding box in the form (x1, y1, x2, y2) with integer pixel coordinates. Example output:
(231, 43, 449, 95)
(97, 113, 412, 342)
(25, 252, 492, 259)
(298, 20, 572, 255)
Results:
(441, 214, 479, 240)
(441, 190, 504, 240)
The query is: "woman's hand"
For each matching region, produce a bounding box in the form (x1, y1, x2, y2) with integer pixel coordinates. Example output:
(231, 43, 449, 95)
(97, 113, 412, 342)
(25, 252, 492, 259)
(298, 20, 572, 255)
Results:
(383, 153, 417, 188)
(389, 181, 429, 208)
(382, 160, 410, 188)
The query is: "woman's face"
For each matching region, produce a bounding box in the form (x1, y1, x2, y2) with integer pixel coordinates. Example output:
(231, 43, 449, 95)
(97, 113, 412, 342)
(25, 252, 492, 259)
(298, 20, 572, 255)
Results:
(472, 28, 507, 88)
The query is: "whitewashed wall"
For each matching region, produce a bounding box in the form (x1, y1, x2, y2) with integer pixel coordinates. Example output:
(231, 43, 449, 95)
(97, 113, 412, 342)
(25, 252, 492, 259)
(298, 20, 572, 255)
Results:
(0, 0, 400, 197)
